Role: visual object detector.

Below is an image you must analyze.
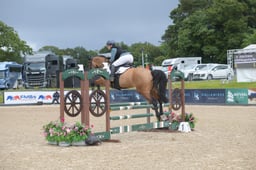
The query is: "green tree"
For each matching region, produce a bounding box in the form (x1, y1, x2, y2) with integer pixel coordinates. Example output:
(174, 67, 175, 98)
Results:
(242, 29, 256, 47)
(162, 0, 256, 63)
(0, 21, 32, 63)
(39, 46, 60, 54)
(129, 42, 163, 67)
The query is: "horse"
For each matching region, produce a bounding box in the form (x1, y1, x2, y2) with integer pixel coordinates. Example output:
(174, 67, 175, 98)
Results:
(90, 55, 168, 121)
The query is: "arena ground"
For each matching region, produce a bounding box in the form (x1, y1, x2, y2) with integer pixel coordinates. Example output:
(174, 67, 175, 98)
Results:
(0, 105, 255, 170)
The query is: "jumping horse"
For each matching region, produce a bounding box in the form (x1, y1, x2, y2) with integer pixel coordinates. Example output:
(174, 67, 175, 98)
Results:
(90, 55, 168, 121)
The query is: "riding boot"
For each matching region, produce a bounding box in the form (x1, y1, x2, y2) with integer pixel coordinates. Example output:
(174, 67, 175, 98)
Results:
(109, 65, 115, 82)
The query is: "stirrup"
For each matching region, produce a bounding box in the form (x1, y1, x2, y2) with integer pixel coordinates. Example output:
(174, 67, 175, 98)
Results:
(109, 76, 114, 82)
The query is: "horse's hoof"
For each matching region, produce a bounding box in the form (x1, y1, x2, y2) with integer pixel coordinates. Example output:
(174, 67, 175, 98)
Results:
(160, 114, 168, 121)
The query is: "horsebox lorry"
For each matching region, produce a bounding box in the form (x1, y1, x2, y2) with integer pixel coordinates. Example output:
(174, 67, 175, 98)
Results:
(23, 52, 49, 88)
(23, 52, 78, 88)
(0, 62, 23, 90)
(161, 57, 202, 79)
(161, 57, 202, 70)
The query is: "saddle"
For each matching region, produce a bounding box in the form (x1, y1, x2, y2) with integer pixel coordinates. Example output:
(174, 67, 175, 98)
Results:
(112, 63, 133, 90)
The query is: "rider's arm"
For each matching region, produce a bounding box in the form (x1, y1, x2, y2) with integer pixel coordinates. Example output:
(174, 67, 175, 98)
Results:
(110, 48, 117, 63)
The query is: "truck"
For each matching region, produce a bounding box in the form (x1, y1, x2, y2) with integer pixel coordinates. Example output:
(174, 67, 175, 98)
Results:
(61, 55, 80, 88)
(45, 54, 61, 88)
(0, 62, 23, 90)
(62, 55, 78, 70)
(23, 52, 49, 88)
(23, 52, 80, 88)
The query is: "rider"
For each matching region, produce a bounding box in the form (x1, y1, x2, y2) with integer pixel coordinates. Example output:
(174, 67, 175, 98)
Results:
(106, 40, 134, 82)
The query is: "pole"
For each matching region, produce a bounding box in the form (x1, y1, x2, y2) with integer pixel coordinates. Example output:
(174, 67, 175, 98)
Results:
(141, 49, 144, 68)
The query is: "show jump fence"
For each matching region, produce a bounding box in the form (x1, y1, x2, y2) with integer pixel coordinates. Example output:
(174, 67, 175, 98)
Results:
(59, 68, 185, 141)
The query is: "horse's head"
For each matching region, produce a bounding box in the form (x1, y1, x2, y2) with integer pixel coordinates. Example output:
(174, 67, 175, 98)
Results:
(90, 55, 109, 69)
(89, 55, 110, 86)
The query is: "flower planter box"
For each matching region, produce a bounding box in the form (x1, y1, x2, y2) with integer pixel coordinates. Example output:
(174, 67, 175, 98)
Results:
(72, 141, 87, 146)
(58, 141, 71, 147)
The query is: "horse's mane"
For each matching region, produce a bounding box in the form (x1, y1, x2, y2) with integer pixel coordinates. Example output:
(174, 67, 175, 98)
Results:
(97, 55, 107, 58)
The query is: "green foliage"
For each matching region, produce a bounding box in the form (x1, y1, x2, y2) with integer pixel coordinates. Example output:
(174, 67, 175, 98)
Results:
(0, 21, 32, 63)
(128, 42, 163, 67)
(162, 0, 256, 63)
(185, 113, 195, 129)
(169, 112, 196, 130)
(242, 29, 256, 47)
(43, 120, 92, 143)
(172, 80, 256, 89)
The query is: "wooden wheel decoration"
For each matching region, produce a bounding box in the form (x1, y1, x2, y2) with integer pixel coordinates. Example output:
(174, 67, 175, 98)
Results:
(89, 89, 107, 117)
(64, 90, 83, 117)
(172, 88, 181, 111)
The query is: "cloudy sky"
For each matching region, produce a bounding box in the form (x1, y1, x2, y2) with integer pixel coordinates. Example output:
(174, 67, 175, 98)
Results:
(1, 0, 179, 51)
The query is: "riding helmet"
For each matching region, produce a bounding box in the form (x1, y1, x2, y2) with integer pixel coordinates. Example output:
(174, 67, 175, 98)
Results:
(106, 40, 115, 46)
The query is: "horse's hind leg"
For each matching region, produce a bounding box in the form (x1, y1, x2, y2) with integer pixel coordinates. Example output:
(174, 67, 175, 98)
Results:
(158, 100, 168, 121)
(152, 98, 167, 121)
(151, 98, 161, 121)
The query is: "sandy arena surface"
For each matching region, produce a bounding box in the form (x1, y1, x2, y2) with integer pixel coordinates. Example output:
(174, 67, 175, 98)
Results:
(0, 104, 256, 170)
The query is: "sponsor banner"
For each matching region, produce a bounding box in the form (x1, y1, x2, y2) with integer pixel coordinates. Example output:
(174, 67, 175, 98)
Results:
(185, 89, 225, 104)
(110, 90, 145, 103)
(248, 88, 256, 105)
(4, 89, 254, 105)
(4, 91, 70, 104)
(5, 91, 56, 104)
(226, 89, 248, 105)
(234, 53, 256, 64)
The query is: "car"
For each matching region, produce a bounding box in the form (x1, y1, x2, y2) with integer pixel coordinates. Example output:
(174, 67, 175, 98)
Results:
(181, 64, 208, 81)
(193, 64, 234, 80)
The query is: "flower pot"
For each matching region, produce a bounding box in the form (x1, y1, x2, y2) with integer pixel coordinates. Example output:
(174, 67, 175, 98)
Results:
(169, 122, 179, 130)
(48, 141, 58, 145)
(58, 141, 71, 147)
(72, 140, 86, 146)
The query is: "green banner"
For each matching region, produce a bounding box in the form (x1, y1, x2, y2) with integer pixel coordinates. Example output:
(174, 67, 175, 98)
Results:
(226, 89, 248, 104)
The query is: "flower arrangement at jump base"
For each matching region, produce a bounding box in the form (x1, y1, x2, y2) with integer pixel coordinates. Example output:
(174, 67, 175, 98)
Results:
(42, 118, 94, 146)
(167, 112, 196, 131)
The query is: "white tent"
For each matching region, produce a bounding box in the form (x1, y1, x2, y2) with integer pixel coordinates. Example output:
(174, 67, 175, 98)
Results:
(234, 44, 256, 82)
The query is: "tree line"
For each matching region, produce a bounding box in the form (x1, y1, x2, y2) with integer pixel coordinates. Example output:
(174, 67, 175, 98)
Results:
(1, 0, 255, 68)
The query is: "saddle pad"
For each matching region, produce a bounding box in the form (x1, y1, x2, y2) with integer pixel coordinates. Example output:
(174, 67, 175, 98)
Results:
(116, 67, 130, 74)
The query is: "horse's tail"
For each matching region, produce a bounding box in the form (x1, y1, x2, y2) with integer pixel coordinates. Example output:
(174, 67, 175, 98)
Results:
(151, 70, 168, 103)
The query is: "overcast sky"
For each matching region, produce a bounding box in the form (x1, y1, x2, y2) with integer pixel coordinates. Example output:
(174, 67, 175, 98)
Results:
(1, 0, 179, 51)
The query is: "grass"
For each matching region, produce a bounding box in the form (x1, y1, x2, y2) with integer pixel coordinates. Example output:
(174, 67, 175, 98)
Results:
(171, 79, 256, 89)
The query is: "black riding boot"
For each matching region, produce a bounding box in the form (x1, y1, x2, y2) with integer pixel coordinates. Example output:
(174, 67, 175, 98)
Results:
(109, 65, 115, 82)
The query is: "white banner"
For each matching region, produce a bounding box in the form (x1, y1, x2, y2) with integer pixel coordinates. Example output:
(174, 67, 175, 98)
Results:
(4, 90, 95, 105)
(236, 68, 256, 82)
(4, 91, 56, 104)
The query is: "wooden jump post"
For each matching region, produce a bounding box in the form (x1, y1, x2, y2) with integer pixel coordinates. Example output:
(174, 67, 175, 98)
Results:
(59, 69, 89, 126)
(168, 67, 186, 121)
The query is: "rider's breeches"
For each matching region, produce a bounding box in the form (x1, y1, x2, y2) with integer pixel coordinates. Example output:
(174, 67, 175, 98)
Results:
(112, 53, 134, 67)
